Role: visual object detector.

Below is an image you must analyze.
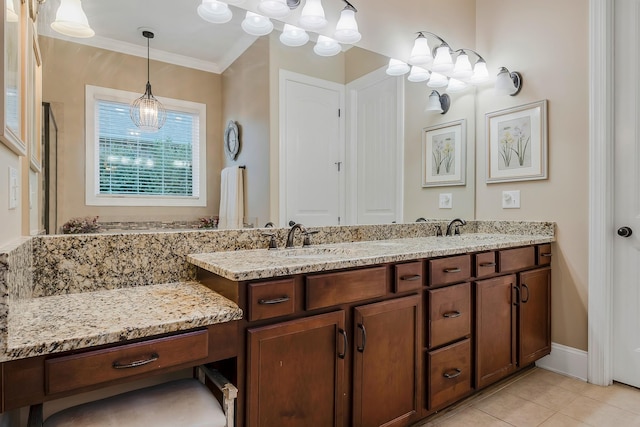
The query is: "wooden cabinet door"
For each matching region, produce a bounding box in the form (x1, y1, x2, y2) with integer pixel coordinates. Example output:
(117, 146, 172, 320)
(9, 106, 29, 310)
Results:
(518, 267, 551, 366)
(353, 295, 421, 427)
(247, 311, 346, 427)
(475, 275, 517, 389)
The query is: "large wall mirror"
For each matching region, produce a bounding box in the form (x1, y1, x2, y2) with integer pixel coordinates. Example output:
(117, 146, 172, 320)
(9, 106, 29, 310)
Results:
(37, 0, 477, 234)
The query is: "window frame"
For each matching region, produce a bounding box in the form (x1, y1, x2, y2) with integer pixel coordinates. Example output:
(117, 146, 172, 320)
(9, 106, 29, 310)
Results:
(85, 85, 207, 207)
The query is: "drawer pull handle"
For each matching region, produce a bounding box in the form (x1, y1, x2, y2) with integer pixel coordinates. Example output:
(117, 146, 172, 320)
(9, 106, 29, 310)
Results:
(258, 296, 290, 305)
(400, 274, 421, 282)
(338, 329, 348, 359)
(112, 353, 159, 369)
(357, 323, 367, 353)
(443, 311, 462, 319)
(479, 262, 496, 267)
(541, 253, 552, 258)
(443, 268, 462, 273)
(443, 369, 462, 379)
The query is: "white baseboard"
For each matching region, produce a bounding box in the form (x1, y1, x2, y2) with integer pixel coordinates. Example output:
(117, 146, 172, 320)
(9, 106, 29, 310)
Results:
(535, 342, 588, 382)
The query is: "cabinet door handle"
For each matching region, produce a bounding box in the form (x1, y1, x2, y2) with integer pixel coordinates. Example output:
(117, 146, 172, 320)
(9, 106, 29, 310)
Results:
(357, 324, 367, 352)
(521, 284, 530, 303)
(338, 329, 348, 359)
(113, 353, 159, 369)
(400, 274, 421, 282)
(443, 268, 462, 273)
(540, 253, 552, 258)
(258, 296, 290, 305)
(513, 286, 520, 306)
(443, 368, 462, 379)
(443, 311, 462, 319)
(479, 262, 496, 267)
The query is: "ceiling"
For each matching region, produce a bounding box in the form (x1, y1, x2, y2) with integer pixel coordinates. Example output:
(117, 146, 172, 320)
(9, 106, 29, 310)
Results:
(36, 0, 478, 74)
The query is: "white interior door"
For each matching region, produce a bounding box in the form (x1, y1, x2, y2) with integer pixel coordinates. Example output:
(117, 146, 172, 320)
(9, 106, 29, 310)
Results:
(346, 68, 404, 225)
(280, 71, 344, 227)
(613, 0, 640, 388)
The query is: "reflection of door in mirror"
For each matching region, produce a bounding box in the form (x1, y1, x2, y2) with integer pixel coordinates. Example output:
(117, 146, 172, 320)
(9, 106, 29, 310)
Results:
(281, 71, 344, 227)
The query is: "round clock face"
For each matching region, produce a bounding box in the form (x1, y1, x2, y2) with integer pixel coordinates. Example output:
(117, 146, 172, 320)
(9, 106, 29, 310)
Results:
(224, 121, 240, 160)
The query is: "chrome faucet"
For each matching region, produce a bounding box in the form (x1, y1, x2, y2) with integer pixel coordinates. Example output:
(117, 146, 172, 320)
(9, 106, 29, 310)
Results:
(286, 223, 307, 248)
(416, 217, 427, 222)
(446, 218, 466, 236)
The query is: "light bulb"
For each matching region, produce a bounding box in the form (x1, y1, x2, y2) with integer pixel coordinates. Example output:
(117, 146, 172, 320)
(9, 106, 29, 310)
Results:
(51, 0, 95, 38)
(280, 24, 309, 47)
(197, 0, 232, 24)
(333, 7, 360, 44)
(314, 35, 341, 57)
(241, 11, 274, 36)
(299, 0, 327, 31)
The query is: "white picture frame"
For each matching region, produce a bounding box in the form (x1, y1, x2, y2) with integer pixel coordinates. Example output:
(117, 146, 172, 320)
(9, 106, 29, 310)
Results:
(422, 119, 466, 187)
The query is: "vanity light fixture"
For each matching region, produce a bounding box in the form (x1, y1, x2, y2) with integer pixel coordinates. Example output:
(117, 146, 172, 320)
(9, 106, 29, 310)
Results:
(409, 33, 433, 67)
(50, 0, 94, 38)
(407, 66, 430, 83)
(446, 78, 469, 93)
(333, 1, 360, 44)
(298, 0, 327, 30)
(5, 0, 18, 22)
(241, 11, 274, 36)
(495, 67, 523, 96)
(130, 30, 166, 132)
(431, 44, 454, 73)
(197, 0, 233, 24)
(313, 35, 341, 56)
(280, 24, 309, 46)
(258, 0, 291, 19)
(386, 58, 410, 76)
(426, 90, 450, 115)
(426, 71, 448, 88)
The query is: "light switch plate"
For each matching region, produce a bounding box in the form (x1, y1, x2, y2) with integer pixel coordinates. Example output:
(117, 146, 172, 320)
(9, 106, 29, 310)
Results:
(8, 167, 17, 210)
(439, 193, 453, 209)
(502, 190, 521, 209)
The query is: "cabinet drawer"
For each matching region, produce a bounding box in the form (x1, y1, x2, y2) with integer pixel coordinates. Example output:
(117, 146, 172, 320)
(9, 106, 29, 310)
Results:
(498, 247, 535, 272)
(428, 338, 472, 410)
(306, 267, 387, 310)
(248, 278, 295, 321)
(46, 330, 209, 395)
(429, 255, 471, 287)
(537, 244, 552, 266)
(428, 283, 471, 348)
(475, 251, 497, 278)
(394, 261, 423, 293)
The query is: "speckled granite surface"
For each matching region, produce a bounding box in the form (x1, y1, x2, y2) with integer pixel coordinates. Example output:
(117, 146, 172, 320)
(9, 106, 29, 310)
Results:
(3, 282, 242, 362)
(188, 232, 555, 281)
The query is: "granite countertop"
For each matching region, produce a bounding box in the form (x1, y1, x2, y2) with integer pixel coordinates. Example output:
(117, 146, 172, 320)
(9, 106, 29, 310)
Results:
(4, 282, 243, 362)
(188, 233, 555, 281)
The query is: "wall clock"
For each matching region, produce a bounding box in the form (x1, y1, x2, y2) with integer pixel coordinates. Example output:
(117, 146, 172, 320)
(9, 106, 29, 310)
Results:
(224, 120, 240, 160)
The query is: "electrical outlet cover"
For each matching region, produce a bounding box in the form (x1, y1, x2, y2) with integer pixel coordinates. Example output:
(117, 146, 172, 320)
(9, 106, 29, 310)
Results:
(502, 190, 521, 209)
(439, 193, 453, 209)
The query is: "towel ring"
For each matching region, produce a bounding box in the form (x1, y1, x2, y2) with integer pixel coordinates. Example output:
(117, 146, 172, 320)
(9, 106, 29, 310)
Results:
(224, 120, 240, 160)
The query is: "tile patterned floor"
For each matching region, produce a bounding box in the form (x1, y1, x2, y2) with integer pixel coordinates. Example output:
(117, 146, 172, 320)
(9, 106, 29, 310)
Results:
(415, 368, 640, 427)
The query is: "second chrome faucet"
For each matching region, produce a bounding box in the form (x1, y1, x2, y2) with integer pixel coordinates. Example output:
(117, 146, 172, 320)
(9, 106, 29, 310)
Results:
(445, 218, 467, 236)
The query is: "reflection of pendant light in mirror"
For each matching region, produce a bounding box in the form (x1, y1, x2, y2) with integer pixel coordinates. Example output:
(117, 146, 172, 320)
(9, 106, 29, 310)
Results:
(386, 59, 410, 76)
(258, 0, 290, 19)
(407, 66, 429, 83)
(5, 0, 18, 22)
(241, 11, 273, 36)
(452, 50, 473, 80)
(299, 0, 327, 31)
(426, 90, 450, 115)
(471, 60, 490, 84)
(280, 24, 309, 47)
(130, 31, 166, 132)
(313, 35, 341, 57)
(197, 0, 232, 24)
(427, 72, 448, 88)
(51, 0, 95, 38)
(447, 78, 469, 93)
(432, 45, 454, 73)
(495, 67, 522, 96)
(409, 33, 432, 66)
(333, 3, 360, 44)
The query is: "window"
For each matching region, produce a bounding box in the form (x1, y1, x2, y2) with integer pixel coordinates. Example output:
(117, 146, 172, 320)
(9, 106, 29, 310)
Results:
(85, 85, 206, 206)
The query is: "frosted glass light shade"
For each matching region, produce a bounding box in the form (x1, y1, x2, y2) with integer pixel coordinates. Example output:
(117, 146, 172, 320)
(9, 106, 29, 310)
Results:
(426, 91, 443, 113)
(495, 67, 518, 95)
(471, 60, 490, 83)
(258, 0, 290, 19)
(432, 46, 453, 73)
(314, 35, 341, 56)
(241, 11, 273, 36)
(333, 8, 360, 44)
(5, 0, 18, 22)
(51, 0, 95, 38)
(225, 0, 245, 4)
(386, 58, 410, 76)
(299, 0, 327, 31)
(280, 24, 309, 47)
(407, 66, 429, 83)
(447, 78, 468, 93)
(197, 0, 232, 24)
(427, 72, 448, 88)
(409, 35, 432, 66)
(452, 51, 473, 80)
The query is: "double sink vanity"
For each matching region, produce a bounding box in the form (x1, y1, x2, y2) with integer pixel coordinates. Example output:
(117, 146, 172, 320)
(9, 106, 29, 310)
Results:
(0, 221, 554, 426)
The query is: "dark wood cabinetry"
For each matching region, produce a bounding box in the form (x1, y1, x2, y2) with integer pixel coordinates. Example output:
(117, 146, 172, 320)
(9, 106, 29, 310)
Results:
(519, 268, 552, 366)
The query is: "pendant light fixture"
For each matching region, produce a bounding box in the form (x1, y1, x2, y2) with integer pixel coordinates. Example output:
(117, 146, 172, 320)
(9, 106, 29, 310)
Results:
(258, 0, 290, 19)
(280, 24, 309, 47)
(299, 0, 327, 31)
(51, 0, 94, 38)
(313, 35, 341, 57)
(130, 30, 166, 132)
(241, 11, 274, 36)
(197, 0, 232, 24)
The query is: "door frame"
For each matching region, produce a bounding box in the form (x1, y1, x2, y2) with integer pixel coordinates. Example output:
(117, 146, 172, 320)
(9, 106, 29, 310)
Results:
(278, 69, 346, 227)
(588, 0, 615, 386)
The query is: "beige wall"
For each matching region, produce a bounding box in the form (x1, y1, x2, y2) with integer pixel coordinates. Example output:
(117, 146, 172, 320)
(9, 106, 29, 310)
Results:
(39, 37, 223, 229)
(475, 0, 589, 350)
(222, 37, 271, 228)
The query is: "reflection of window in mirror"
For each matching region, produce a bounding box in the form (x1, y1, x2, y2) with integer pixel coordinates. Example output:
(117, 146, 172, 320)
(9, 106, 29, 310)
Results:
(84, 85, 207, 208)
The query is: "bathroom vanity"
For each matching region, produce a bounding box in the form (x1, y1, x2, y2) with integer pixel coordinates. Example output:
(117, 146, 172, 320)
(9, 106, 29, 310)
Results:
(189, 234, 553, 427)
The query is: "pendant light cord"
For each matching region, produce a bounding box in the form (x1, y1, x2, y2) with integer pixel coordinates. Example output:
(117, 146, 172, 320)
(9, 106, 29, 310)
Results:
(147, 35, 150, 84)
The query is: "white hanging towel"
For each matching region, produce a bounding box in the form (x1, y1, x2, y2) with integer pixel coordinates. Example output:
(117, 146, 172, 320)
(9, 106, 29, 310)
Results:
(218, 166, 244, 229)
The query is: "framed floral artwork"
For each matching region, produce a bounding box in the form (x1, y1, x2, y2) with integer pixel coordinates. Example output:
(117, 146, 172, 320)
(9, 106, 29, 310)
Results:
(422, 119, 466, 187)
(486, 100, 548, 183)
